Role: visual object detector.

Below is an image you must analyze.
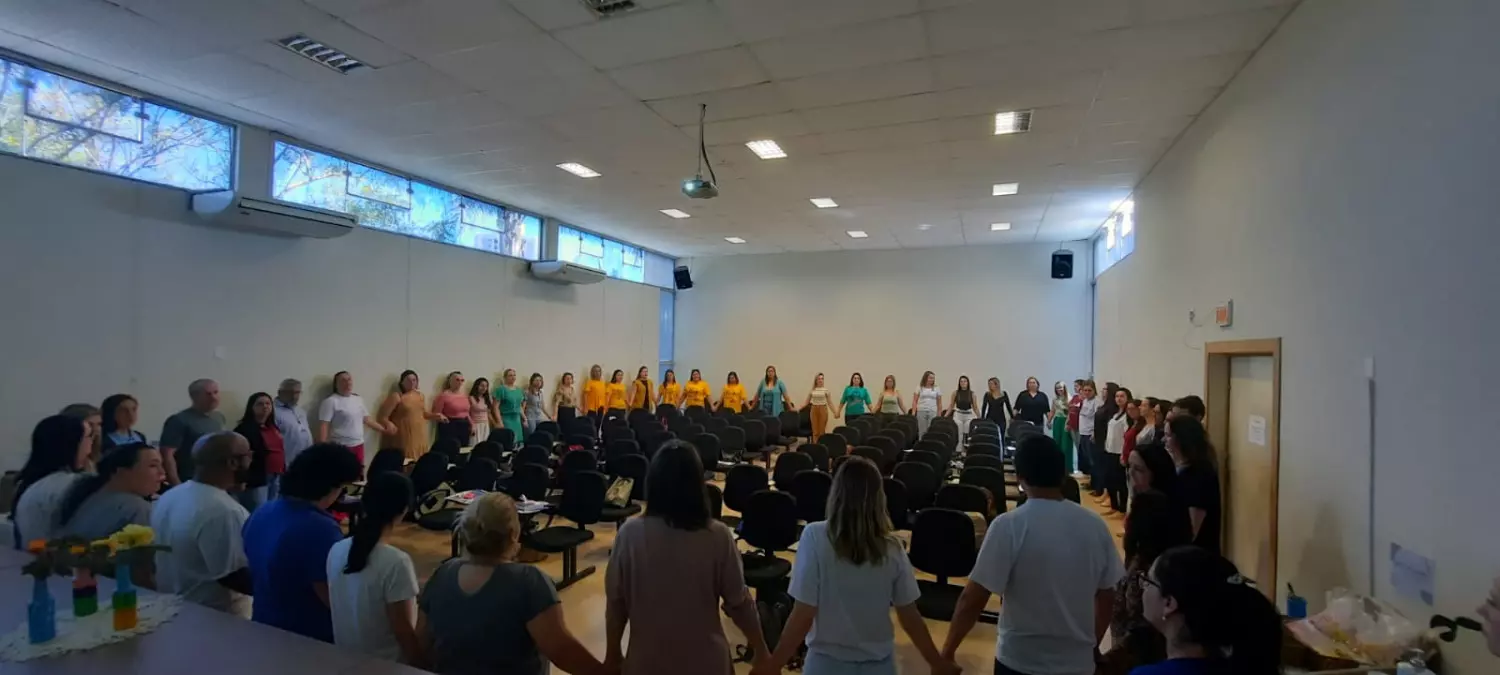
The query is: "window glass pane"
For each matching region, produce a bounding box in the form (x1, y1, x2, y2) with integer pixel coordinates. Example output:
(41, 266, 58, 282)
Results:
(659, 289, 674, 364)
(558, 225, 654, 284)
(1, 57, 233, 191)
(271, 140, 539, 261)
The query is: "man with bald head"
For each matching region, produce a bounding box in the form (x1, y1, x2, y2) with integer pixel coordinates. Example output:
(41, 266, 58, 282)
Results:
(150, 431, 255, 618)
(160, 378, 225, 486)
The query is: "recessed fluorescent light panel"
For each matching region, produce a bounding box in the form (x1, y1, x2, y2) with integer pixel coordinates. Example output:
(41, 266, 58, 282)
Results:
(810, 198, 838, 208)
(725, 237, 746, 244)
(846, 230, 868, 239)
(993, 109, 1033, 135)
(745, 140, 787, 159)
(660, 209, 691, 219)
(992, 182, 1019, 196)
(276, 35, 366, 74)
(917, 223, 932, 230)
(556, 163, 600, 178)
(990, 222, 1012, 231)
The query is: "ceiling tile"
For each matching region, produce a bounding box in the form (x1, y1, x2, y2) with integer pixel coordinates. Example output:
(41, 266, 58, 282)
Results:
(925, 0, 1129, 55)
(1098, 51, 1251, 98)
(331, 60, 475, 108)
(751, 16, 925, 80)
(776, 59, 935, 110)
(506, 0, 599, 30)
(343, 0, 537, 58)
(931, 31, 1116, 88)
(112, 0, 334, 48)
(712, 0, 920, 42)
(800, 93, 941, 134)
(1113, 7, 1290, 65)
(646, 82, 793, 125)
(1127, 0, 1297, 25)
(553, 1, 740, 69)
(497, 71, 640, 117)
(343, 93, 522, 136)
(424, 34, 596, 91)
(152, 53, 300, 103)
(607, 47, 768, 100)
(303, 0, 406, 17)
(699, 113, 809, 145)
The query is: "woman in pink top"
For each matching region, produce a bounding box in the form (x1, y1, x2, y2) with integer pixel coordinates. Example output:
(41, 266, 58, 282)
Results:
(605, 440, 769, 675)
(468, 377, 499, 445)
(432, 371, 472, 448)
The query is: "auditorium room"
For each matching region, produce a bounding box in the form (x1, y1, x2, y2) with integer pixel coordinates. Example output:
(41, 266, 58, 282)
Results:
(1, 1, 1497, 674)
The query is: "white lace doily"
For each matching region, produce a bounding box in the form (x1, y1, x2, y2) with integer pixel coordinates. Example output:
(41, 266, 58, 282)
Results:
(0, 594, 182, 662)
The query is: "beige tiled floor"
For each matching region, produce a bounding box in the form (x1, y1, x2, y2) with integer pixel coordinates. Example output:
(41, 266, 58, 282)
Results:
(388, 454, 1123, 673)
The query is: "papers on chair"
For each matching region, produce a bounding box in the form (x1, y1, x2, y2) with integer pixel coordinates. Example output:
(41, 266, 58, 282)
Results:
(445, 490, 486, 506)
(516, 498, 551, 515)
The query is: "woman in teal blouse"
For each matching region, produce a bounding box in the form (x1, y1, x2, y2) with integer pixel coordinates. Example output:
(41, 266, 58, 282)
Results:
(753, 365, 794, 417)
(496, 368, 526, 443)
(840, 372, 872, 424)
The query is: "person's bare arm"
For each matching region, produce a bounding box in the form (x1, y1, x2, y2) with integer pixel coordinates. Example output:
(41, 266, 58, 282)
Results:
(896, 602, 951, 672)
(765, 602, 816, 668)
(378, 393, 400, 426)
(415, 611, 434, 670)
(313, 582, 330, 607)
(316, 421, 330, 443)
(941, 581, 992, 658)
(161, 447, 181, 485)
(528, 604, 607, 675)
(386, 599, 424, 667)
(1094, 588, 1115, 647)
(1189, 507, 1207, 540)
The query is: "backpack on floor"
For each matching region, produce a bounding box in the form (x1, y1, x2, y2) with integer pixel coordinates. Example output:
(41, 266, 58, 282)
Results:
(755, 587, 804, 669)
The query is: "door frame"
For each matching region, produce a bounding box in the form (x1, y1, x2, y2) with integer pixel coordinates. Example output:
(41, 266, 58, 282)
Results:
(1203, 338, 1282, 594)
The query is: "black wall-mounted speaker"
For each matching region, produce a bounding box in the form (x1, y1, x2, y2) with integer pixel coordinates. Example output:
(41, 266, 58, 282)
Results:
(673, 265, 693, 290)
(1051, 251, 1074, 279)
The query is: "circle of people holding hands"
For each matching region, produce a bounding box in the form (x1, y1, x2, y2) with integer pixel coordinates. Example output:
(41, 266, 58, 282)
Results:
(12, 368, 1500, 675)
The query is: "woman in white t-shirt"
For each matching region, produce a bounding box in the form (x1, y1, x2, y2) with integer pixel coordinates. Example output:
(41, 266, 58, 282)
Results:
(326, 471, 423, 664)
(317, 371, 395, 465)
(755, 456, 956, 675)
(910, 371, 943, 437)
(1103, 387, 1134, 517)
(11, 415, 93, 547)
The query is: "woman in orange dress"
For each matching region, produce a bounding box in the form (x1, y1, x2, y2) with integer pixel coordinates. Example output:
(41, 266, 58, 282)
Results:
(377, 370, 438, 460)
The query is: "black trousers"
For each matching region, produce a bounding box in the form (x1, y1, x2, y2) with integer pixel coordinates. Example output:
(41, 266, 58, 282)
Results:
(557, 406, 576, 428)
(1106, 453, 1128, 512)
(995, 660, 1040, 675)
(436, 418, 471, 447)
(845, 412, 865, 425)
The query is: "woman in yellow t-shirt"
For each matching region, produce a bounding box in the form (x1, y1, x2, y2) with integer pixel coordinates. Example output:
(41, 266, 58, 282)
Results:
(658, 369, 682, 410)
(716, 371, 746, 413)
(582, 364, 608, 418)
(605, 369, 629, 420)
(627, 366, 653, 411)
(681, 369, 712, 410)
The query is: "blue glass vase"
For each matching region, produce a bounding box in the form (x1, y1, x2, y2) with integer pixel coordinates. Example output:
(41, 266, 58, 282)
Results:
(28, 577, 57, 644)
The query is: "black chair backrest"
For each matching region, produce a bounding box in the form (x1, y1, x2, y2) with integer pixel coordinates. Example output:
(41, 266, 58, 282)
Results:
(791, 470, 833, 523)
(963, 454, 1005, 470)
(611, 453, 649, 501)
(705, 417, 729, 435)
(486, 427, 515, 452)
(742, 420, 766, 453)
(566, 418, 594, 438)
(560, 449, 598, 486)
(458, 457, 500, 491)
(606, 439, 642, 460)
(471, 441, 503, 466)
(692, 433, 723, 469)
(741, 490, 798, 552)
(668, 415, 691, 435)
(639, 430, 675, 458)
(603, 420, 632, 443)
(706, 483, 724, 520)
(882, 477, 910, 528)
(564, 433, 596, 453)
(628, 409, 654, 429)
(684, 405, 709, 421)
(830, 454, 850, 475)
(915, 439, 946, 456)
(557, 470, 607, 526)
(852, 446, 884, 468)
(866, 435, 897, 460)
(908, 508, 978, 578)
(968, 441, 1003, 457)
(761, 416, 782, 446)
(508, 462, 550, 502)
(927, 431, 956, 454)
(682, 424, 706, 440)
(908, 449, 945, 480)
(1008, 420, 1044, 442)
(777, 411, 801, 439)
(535, 420, 560, 439)
(718, 426, 746, 459)
(796, 444, 830, 473)
(892, 461, 938, 509)
(410, 451, 450, 495)
(367, 448, 405, 478)
(724, 463, 770, 513)
(655, 403, 679, 419)
(832, 426, 861, 445)
(820, 434, 847, 457)
(772, 451, 814, 492)
(525, 431, 555, 450)
(515, 445, 551, 468)
(1062, 475, 1082, 504)
(936, 483, 989, 517)
(959, 466, 1009, 515)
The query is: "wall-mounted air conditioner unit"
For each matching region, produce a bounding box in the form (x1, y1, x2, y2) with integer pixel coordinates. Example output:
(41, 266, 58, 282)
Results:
(529, 260, 607, 285)
(190, 190, 356, 239)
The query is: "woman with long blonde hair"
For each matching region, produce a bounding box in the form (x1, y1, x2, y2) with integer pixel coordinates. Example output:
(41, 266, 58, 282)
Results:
(756, 457, 956, 675)
(800, 373, 832, 443)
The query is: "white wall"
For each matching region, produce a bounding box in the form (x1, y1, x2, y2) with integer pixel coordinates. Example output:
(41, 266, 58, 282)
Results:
(1093, 1, 1500, 671)
(0, 154, 660, 468)
(676, 243, 1091, 419)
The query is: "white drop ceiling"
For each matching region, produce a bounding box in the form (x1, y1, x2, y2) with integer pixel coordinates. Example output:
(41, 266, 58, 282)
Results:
(0, 0, 1296, 256)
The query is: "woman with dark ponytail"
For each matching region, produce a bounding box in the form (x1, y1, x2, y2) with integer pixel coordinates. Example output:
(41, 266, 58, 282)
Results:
(60, 442, 165, 541)
(1136, 545, 1283, 675)
(325, 472, 422, 664)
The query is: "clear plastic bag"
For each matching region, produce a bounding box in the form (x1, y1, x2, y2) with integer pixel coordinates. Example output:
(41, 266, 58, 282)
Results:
(1304, 588, 1424, 666)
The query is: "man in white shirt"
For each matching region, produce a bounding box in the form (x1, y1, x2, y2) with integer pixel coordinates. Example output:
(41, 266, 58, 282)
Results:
(942, 435, 1124, 675)
(151, 432, 254, 618)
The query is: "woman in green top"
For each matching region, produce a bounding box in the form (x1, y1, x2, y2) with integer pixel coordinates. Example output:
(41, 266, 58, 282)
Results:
(840, 373, 872, 424)
(496, 368, 526, 443)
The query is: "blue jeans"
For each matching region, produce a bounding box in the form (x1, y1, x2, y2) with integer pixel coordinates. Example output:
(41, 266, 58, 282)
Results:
(803, 652, 895, 675)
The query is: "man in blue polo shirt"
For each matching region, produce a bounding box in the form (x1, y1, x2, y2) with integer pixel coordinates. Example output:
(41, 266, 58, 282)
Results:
(242, 442, 362, 642)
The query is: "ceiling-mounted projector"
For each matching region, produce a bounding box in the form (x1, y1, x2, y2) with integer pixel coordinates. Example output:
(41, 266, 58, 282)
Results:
(682, 103, 719, 200)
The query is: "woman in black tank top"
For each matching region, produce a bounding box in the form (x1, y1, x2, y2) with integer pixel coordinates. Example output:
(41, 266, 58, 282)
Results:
(950, 376, 977, 445)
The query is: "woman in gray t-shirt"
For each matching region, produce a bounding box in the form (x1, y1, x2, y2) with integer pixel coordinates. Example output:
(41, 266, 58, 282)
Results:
(60, 442, 164, 541)
(417, 493, 605, 675)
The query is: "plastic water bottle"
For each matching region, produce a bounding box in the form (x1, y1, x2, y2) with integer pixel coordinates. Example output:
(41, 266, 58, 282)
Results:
(1395, 651, 1434, 675)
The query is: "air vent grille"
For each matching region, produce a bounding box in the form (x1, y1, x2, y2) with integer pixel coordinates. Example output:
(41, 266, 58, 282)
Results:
(275, 35, 366, 74)
(578, 0, 637, 17)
